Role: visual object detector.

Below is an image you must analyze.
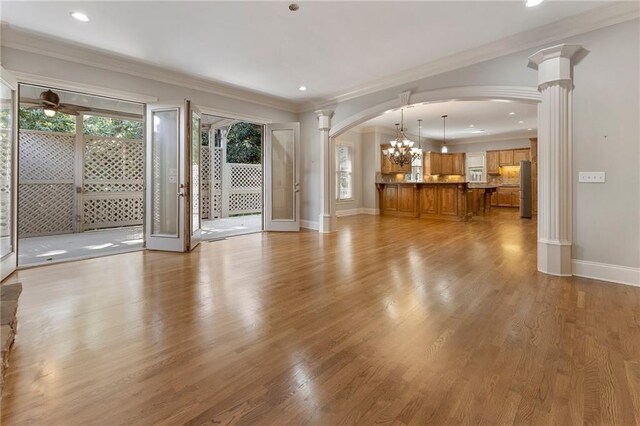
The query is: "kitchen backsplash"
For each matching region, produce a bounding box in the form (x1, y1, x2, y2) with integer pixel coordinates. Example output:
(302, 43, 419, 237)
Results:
(488, 166, 520, 185)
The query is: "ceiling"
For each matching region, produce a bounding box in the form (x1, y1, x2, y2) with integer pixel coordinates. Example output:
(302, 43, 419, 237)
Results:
(1, 1, 609, 102)
(360, 100, 537, 143)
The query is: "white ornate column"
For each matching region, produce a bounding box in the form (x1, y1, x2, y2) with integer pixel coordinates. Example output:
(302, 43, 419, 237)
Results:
(316, 109, 336, 233)
(529, 44, 581, 276)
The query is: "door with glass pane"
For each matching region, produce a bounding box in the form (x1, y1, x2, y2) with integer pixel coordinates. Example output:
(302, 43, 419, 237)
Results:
(264, 123, 300, 231)
(145, 100, 200, 252)
(0, 68, 18, 280)
(187, 102, 202, 250)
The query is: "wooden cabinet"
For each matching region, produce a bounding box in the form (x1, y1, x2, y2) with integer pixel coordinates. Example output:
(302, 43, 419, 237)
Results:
(380, 145, 411, 174)
(511, 190, 520, 208)
(382, 185, 398, 211)
(489, 148, 531, 169)
(452, 153, 465, 175)
(438, 186, 458, 216)
(420, 186, 438, 214)
(490, 191, 498, 206)
(513, 149, 530, 164)
(499, 150, 514, 166)
(487, 151, 500, 175)
(398, 185, 416, 213)
(379, 183, 469, 220)
(441, 154, 454, 175)
(423, 152, 442, 175)
(496, 186, 520, 207)
(424, 152, 465, 176)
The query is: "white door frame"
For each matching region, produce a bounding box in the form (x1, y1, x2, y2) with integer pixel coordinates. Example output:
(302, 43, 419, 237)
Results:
(198, 109, 269, 234)
(0, 67, 18, 281)
(264, 122, 300, 232)
(144, 101, 187, 252)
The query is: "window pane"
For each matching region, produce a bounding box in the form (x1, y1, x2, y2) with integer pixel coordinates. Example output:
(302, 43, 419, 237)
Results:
(271, 129, 294, 221)
(151, 109, 179, 236)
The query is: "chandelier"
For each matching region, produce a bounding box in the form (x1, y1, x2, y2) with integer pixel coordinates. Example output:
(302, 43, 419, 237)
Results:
(384, 108, 421, 168)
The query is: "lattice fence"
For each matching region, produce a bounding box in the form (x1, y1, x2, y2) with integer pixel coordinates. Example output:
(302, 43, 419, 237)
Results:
(18, 131, 145, 236)
(227, 163, 262, 216)
(83, 136, 144, 230)
(18, 131, 75, 237)
(211, 147, 222, 219)
(201, 145, 211, 219)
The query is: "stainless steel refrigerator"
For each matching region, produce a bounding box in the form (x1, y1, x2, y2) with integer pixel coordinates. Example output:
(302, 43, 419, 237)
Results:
(520, 160, 532, 218)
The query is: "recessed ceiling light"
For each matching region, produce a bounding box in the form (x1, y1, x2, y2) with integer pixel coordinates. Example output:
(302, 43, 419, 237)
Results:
(70, 11, 90, 22)
(527, 128, 533, 131)
(518, 120, 524, 124)
(471, 130, 486, 134)
(509, 112, 516, 115)
(289, 3, 300, 11)
(298, 86, 307, 91)
(525, 0, 544, 7)
(469, 124, 475, 128)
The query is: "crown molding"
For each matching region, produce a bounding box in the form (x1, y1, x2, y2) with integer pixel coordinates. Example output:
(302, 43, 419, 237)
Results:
(0, 23, 299, 113)
(300, 2, 639, 112)
(445, 132, 537, 146)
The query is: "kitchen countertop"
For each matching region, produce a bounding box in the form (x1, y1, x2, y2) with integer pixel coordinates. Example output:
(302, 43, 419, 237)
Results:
(375, 181, 467, 185)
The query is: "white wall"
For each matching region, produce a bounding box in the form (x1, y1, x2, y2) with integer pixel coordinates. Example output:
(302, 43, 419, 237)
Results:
(446, 137, 533, 153)
(300, 19, 639, 272)
(570, 20, 639, 269)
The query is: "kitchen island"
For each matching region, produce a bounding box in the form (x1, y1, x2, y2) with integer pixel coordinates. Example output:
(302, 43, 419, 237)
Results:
(375, 181, 499, 221)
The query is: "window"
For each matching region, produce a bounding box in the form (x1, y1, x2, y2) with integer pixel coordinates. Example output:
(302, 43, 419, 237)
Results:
(336, 144, 354, 201)
(411, 151, 423, 181)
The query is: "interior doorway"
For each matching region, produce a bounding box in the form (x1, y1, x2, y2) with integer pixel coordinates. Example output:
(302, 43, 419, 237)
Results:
(17, 84, 145, 266)
(200, 114, 263, 239)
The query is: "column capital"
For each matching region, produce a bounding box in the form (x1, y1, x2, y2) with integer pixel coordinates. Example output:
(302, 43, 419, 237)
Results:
(529, 44, 582, 88)
(315, 109, 334, 131)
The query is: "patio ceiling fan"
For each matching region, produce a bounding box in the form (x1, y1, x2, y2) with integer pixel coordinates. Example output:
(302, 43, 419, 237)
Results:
(22, 89, 92, 117)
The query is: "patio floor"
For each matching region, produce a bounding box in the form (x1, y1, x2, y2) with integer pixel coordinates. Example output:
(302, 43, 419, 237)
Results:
(17, 215, 262, 266)
(18, 227, 144, 267)
(202, 214, 262, 240)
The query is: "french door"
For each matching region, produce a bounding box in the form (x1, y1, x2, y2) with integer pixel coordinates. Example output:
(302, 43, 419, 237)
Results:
(0, 68, 18, 280)
(144, 100, 202, 252)
(264, 122, 300, 231)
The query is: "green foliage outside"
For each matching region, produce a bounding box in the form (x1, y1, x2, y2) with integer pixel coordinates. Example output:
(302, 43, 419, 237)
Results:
(83, 115, 143, 139)
(19, 108, 143, 139)
(226, 122, 262, 164)
(19, 108, 75, 133)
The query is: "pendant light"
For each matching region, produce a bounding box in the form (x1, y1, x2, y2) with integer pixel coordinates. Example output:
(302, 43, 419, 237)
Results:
(440, 114, 448, 153)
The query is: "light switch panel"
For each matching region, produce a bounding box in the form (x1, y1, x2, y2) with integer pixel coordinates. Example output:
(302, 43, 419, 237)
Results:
(578, 172, 606, 183)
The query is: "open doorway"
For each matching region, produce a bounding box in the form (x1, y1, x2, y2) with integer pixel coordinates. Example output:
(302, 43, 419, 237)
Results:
(200, 114, 263, 239)
(334, 99, 538, 223)
(17, 84, 144, 266)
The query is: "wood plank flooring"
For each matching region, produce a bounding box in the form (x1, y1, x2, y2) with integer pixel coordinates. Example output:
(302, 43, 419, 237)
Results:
(1, 211, 639, 425)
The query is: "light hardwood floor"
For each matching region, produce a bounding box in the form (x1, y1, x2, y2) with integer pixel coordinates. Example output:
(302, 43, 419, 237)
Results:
(2, 211, 639, 425)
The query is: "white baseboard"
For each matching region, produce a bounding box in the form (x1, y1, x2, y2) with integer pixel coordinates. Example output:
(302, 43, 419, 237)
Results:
(336, 208, 379, 217)
(360, 208, 380, 215)
(300, 220, 319, 231)
(572, 259, 640, 287)
(336, 209, 359, 217)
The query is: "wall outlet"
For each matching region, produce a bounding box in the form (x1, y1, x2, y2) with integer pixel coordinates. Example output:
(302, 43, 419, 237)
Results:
(578, 172, 606, 183)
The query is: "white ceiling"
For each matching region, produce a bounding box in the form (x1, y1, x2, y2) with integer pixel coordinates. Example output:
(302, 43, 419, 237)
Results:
(360, 100, 537, 143)
(1, 1, 608, 101)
